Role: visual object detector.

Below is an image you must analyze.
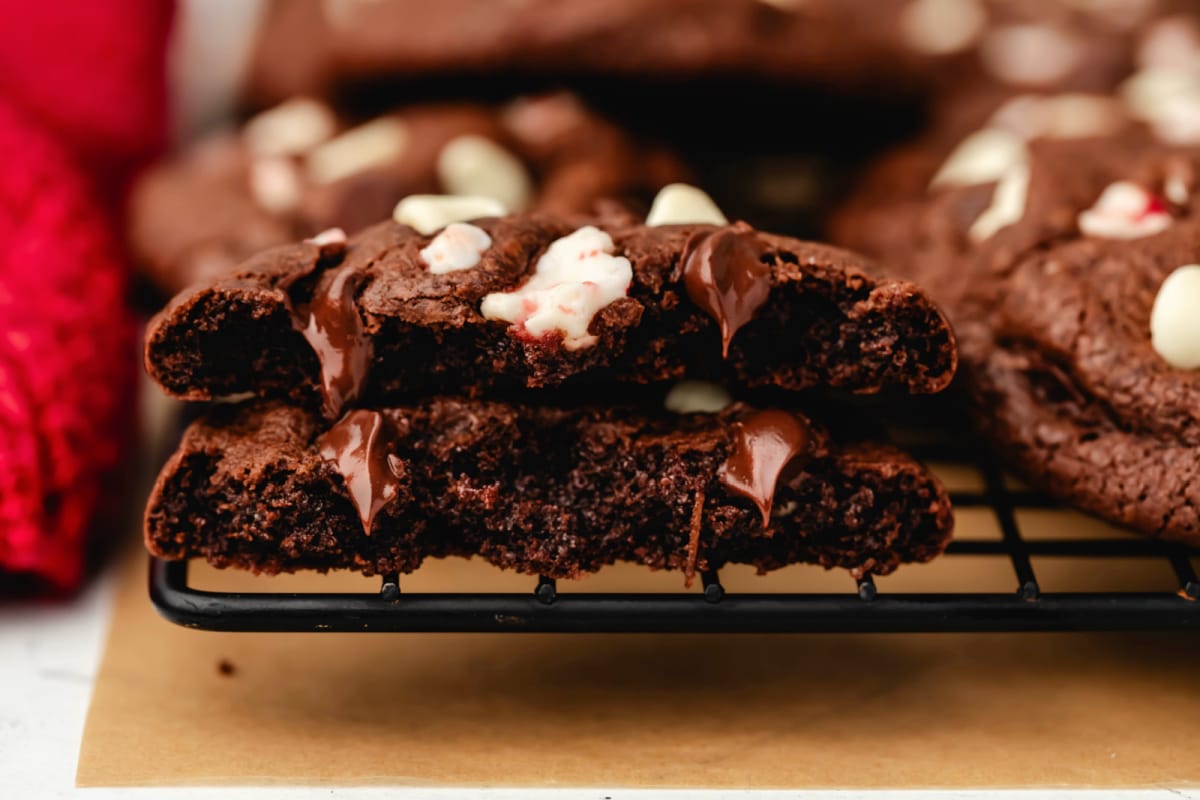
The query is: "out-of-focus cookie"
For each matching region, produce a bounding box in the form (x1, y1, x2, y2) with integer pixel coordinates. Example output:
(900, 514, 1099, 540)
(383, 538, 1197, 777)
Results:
(242, 0, 1184, 105)
(129, 93, 684, 295)
(832, 14, 1200, 544)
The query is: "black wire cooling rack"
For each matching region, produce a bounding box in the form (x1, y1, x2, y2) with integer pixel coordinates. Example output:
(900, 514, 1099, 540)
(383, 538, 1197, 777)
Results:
(148, 433, 1200, 634)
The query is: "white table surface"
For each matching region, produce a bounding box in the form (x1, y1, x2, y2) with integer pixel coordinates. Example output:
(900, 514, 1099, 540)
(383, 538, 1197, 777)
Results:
(0, 569, 1196, 799)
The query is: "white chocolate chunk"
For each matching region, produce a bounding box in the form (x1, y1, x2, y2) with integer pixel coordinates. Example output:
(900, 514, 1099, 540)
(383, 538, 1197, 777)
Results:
(664, 381, 733, 414)
(249, 157, 302, 213)
(306, 117, 409, 185)
(307, 227, 347, 246)
(980, 25, 1084, 87)
(501, 92, 586, 148)
(1078, 182, 1172, 240)
(990, 93, 1126, 141)
(931, 128, 1028, 189)
(243, 98, 337, 158)
(419, 222, 492, 274)
(1138, 15, 1200, 70)
(1121, 68, 1200, 145)
(1151, 265, 1200, 368)
(480, 226, 632, 350)
(1122, 67, 1200, 120)
(1166, 173, 1191, 205)
(900, 0, 987, 56)
(969, 160, 1030, 242)
(645, 183, 728, 226)
(393, 194, 506, 235)
(436, 135, 533, 212)
(1149, 96, 1200, 146)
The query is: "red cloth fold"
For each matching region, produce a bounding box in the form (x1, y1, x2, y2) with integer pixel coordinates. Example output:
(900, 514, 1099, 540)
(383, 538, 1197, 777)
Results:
(0, 0, 170, 592)
(0, 1, 173, 197)
(0, 102, 138, 590)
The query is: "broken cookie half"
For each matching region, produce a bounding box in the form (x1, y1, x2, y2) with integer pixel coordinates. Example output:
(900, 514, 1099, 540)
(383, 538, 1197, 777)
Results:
(146, 397, 952, 582)
(146, 191, 957, 418)
(145, 185, 958, 584)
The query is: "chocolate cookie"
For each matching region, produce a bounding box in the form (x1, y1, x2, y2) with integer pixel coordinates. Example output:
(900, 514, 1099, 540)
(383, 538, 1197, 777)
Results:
(144, 203, 957, 416)
(831, 19, 1200, 544)
(834, 12, 1200, 304)
(834, 128, 1149, 315)
(243, 0, 1175, 108)
(967, 156, 1200, 544)
(145, 397, 952, 580)
(128, 93, 683, 295)
(243, 0, 938, 105)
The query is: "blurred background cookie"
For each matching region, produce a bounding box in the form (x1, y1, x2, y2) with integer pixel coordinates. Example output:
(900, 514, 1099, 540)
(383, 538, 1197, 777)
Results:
(129, 92, 684, 295)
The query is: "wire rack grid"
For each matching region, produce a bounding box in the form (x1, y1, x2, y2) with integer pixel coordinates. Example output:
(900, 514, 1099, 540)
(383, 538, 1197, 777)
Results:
(148, 431, 1200, 635)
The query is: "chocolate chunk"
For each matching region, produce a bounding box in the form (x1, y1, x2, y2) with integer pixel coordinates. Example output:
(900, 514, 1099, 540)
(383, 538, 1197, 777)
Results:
(145, 399, 953, 580)
(317, 410, 405, 534)
(682, 223, 772, 358)
(296, 264, 372, 417)
(719, 409, 813, 526)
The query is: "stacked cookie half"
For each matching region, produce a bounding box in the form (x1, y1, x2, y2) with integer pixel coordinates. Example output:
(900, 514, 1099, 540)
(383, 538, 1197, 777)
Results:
(144, 186, 958, 582)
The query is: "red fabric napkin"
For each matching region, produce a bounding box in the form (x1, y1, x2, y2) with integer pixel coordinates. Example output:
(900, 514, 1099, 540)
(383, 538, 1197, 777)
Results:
(0, 0, 172, 592)
(0, 1, 173, 197)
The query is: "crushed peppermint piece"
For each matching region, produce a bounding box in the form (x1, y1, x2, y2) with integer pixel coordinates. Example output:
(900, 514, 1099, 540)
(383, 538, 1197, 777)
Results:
(1078, 182, 1172, 239)
(480, 226, 632, 350)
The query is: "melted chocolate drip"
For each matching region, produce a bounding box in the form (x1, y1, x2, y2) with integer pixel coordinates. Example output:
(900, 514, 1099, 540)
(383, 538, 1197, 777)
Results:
(317, 409, 404, 536)
(719, 409, 813, 527)
(300, 265, 372, 418)
(681, 222, 772, 358)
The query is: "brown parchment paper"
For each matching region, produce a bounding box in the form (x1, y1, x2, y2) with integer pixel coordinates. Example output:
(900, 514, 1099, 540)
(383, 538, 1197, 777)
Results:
(78, 489, 1200, 788)
(77, 450, 1200, 786)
